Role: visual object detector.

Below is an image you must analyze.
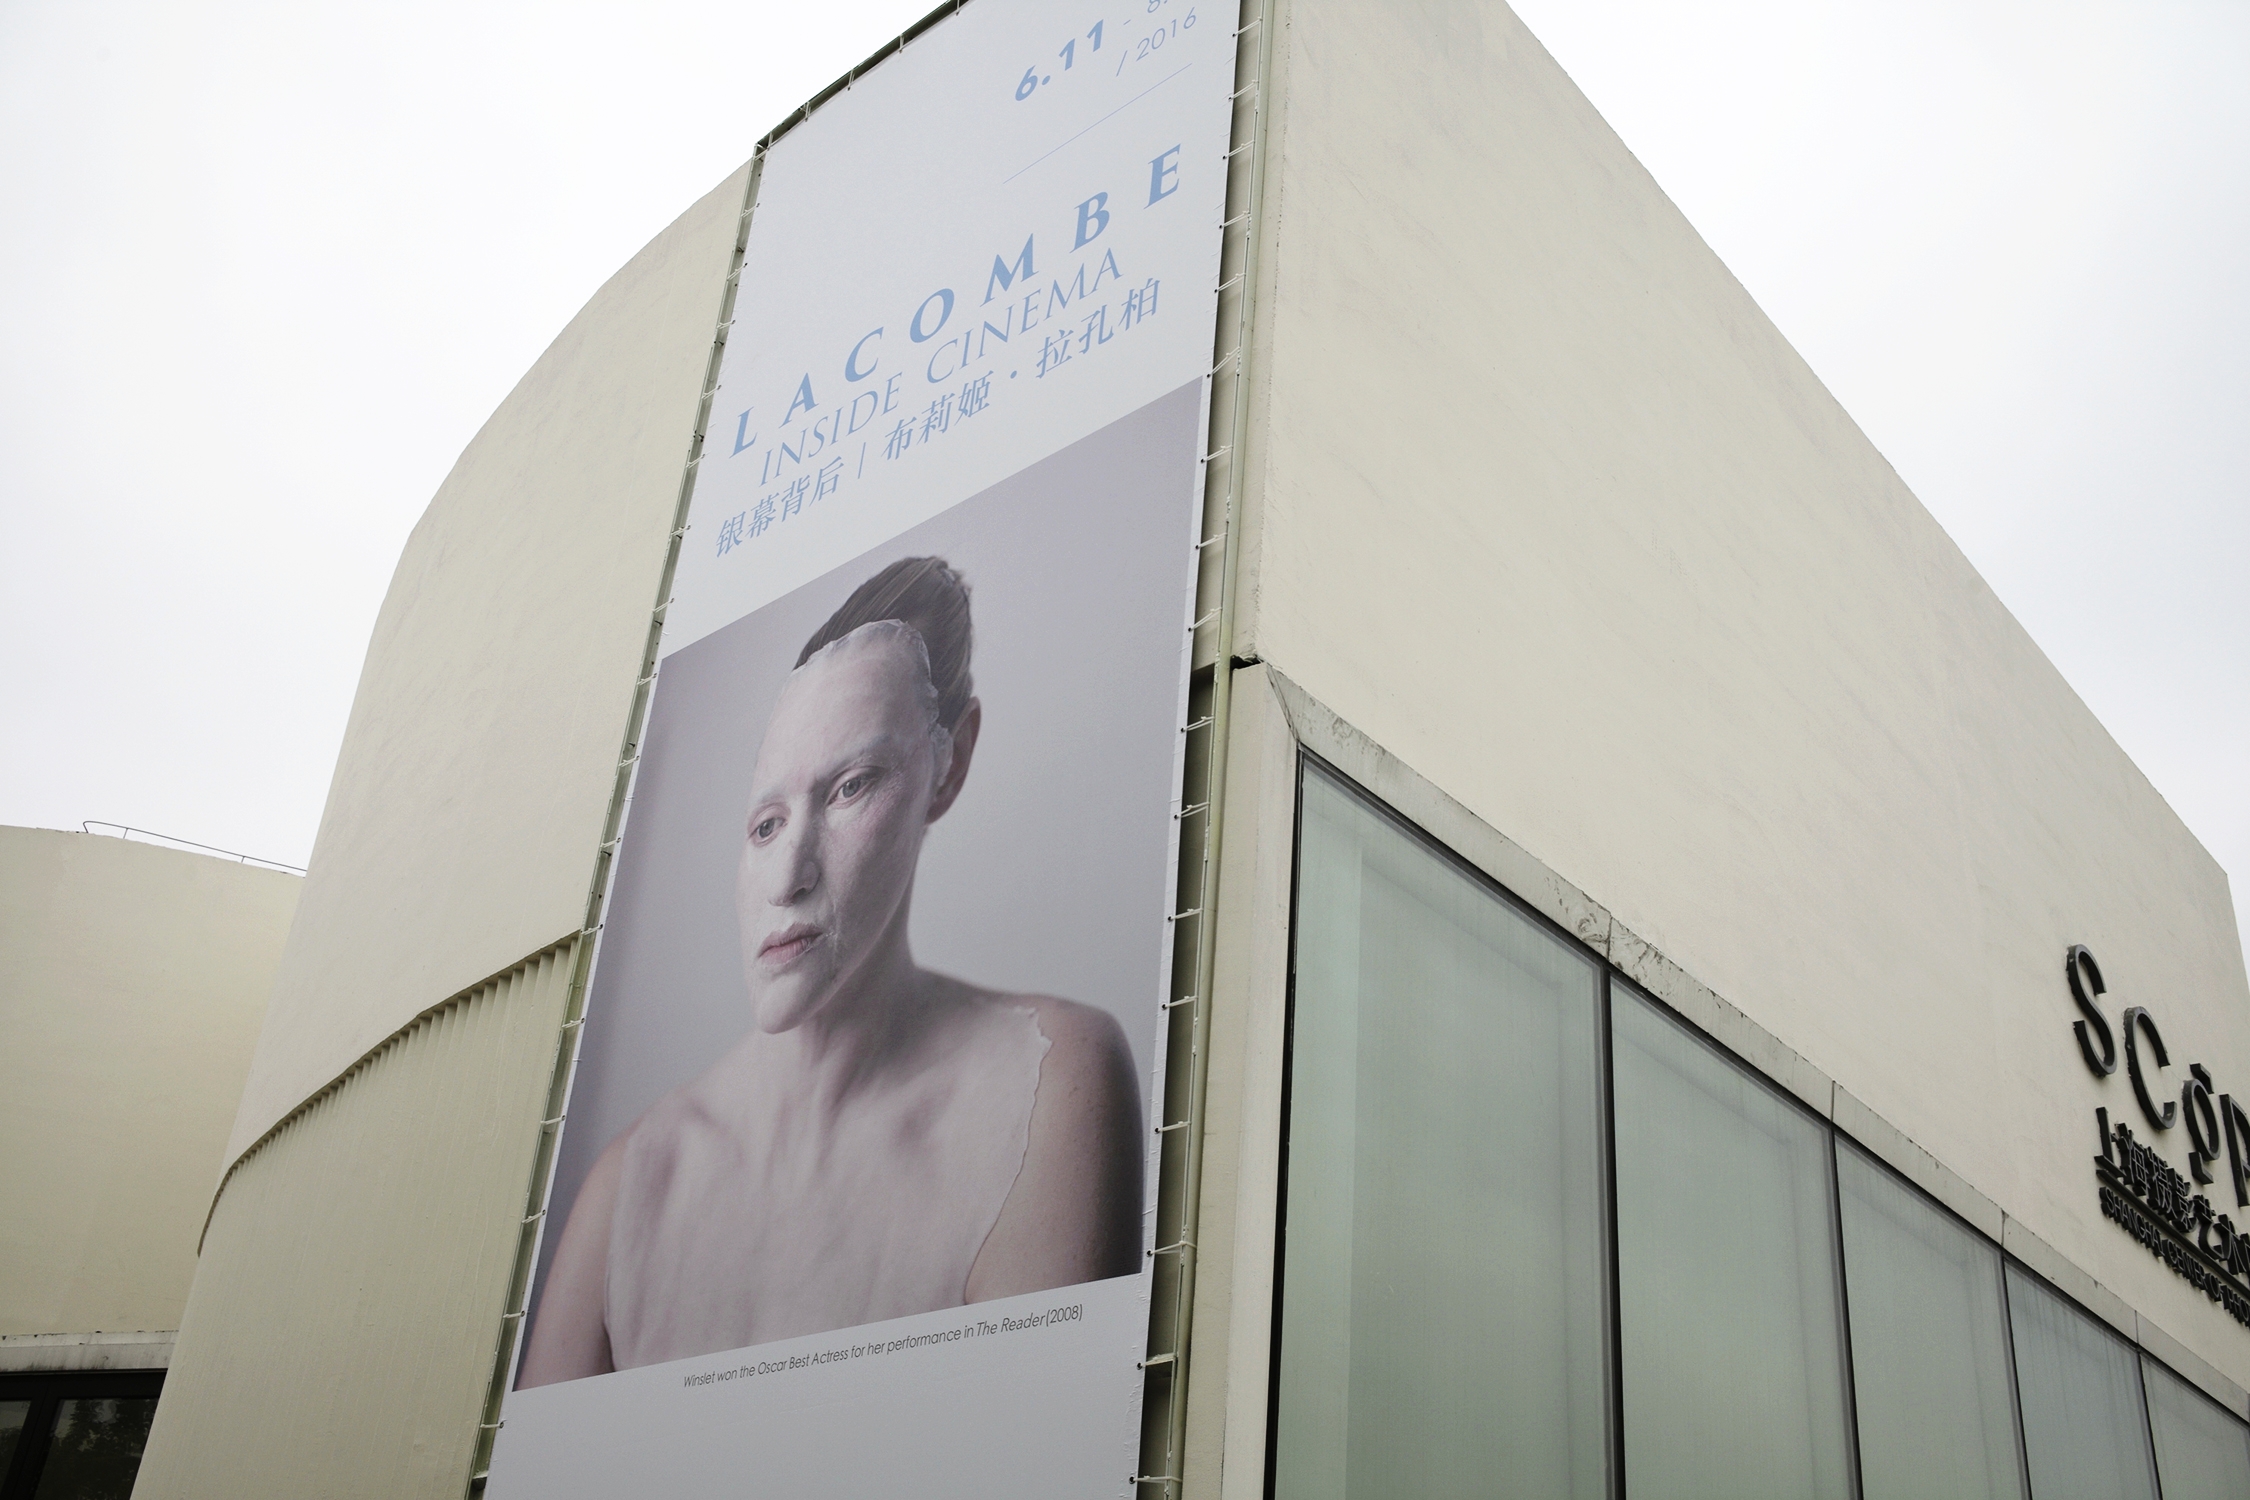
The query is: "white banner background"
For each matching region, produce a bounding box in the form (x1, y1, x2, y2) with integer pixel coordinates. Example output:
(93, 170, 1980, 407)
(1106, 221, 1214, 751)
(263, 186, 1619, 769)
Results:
(665, 0, 1235, 654)
(495, 1278, 1148, 1495)
(488, 1, 1232, 1494)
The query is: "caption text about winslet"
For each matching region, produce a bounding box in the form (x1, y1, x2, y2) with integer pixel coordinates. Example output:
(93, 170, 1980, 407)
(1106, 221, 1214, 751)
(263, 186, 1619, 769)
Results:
(681, 1304, 1084, 1389)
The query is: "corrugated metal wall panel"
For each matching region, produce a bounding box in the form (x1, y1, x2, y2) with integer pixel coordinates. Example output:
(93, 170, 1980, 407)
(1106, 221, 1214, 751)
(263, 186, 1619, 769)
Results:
(132, 939, 575, 1500)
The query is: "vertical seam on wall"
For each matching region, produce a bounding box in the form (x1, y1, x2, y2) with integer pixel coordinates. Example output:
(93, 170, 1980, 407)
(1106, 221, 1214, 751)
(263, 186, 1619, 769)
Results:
(1221, 0, 1287, 667)
(1139, 2, 1279, 1495)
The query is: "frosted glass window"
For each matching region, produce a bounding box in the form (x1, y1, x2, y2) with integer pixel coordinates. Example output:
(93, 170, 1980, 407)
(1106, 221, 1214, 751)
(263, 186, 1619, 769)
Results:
(2005, 1266, 2157, 1500)
(2143, 1355, 2250, 1500)
(1836, 1143, 2025, 1500)
(1271, 765, 1610, 1500)
(1611, 987, 1855, 1500)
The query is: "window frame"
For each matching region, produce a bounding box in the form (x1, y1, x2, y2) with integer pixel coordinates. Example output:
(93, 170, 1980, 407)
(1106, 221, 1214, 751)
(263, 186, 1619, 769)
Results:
(2141, 1346, 2250, 1497)
(0, 1369, 165, 1500)
(1264, 750, 2247, 1500)
(1606, 973, 1864, 1500)
(1830, 1133, 2034, 1500)
(1267, 753, 1621, 1500)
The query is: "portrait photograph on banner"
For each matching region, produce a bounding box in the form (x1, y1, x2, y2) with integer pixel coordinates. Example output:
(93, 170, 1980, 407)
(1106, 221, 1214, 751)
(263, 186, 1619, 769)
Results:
(484, 2, 1234, 1488)
(519, 383, 1201, 1381)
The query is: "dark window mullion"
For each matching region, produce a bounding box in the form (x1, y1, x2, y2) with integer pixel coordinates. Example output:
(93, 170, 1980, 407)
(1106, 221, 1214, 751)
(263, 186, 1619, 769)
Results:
(0, 1394, 60, 1500)
(1601, 972, 1626, 1500)
(1827, 1132, 1867, 1500)
(1261, 752, 1309, 1500)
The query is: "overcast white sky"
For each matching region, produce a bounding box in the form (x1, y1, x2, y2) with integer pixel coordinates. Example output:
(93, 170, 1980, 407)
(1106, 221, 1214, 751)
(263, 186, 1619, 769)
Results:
(1, 1, 2242, 960)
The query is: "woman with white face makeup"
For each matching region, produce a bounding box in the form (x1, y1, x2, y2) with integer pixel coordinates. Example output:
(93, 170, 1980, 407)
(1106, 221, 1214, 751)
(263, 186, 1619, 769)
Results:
(519, 557, 1144, 1385)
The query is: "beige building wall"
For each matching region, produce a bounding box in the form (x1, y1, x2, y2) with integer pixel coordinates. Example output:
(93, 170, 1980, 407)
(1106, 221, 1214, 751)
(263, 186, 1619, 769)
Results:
(1228, 0, 2250, 1387)
(0, 827, 297, 1355)
(138, 168, 748, 1498)
(138, 0, 2250, 1492)
(134, 944, 576, 1498)
(221, 163, 749, 1165)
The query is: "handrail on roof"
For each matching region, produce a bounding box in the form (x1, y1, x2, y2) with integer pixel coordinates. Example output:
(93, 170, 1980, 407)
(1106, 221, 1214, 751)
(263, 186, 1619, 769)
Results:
(80, 821, 307, 875)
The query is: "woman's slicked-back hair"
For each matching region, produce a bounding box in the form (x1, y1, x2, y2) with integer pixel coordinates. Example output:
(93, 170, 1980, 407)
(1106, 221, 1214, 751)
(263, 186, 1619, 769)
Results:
(796, 556, 974, 731)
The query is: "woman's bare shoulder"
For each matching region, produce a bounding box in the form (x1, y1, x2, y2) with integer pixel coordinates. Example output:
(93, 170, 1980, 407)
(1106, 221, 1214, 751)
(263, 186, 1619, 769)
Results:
(1013, 993, 1130, 1057)
(924, 975, 1124, 1066)
(961, 991, 1143, 1298)
(567, 1124, 638, 1234)
(991, 994, 1138, 1131)
(957, 991, 1128, 1088)
(922, 978, 1139, 1137)
(517, 1128, 630, 1386)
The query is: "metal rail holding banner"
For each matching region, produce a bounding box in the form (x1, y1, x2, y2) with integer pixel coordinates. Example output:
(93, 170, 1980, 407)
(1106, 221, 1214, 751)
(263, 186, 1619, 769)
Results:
(462, 149, 763, 1500)
(471, 2, 1262, 1493)
(464, 156, 760, 1496)
(467, 14, 960, 1482)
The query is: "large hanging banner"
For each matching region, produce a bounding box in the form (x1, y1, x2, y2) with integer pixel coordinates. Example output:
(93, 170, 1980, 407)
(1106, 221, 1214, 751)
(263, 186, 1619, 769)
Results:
(486, 2, 1233, 1493)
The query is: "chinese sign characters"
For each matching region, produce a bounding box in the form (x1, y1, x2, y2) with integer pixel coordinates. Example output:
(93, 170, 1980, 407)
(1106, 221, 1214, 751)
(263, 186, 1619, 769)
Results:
(2098, 1113, 2250, 1325)
(714, 273, 1164, 560)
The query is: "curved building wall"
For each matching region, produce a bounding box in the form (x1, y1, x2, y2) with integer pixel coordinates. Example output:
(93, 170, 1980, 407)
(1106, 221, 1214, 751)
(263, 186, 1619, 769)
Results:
(220, 164, 748, 1166)
(136, 944, 577, 1497)
(127, 1, 2250, 1491)
(0, 827, 297, 1357)
(136, 167, 747, 1499)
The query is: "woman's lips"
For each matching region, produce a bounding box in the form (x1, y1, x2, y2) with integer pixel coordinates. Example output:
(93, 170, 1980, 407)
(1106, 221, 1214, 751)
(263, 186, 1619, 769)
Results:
(758, 924, 824, 968)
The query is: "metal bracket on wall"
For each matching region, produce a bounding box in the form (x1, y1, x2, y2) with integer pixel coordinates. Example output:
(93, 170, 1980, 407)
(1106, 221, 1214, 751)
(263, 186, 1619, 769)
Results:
(462, 141, 774, 1498)
(1133, 1, 1276, 1496)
